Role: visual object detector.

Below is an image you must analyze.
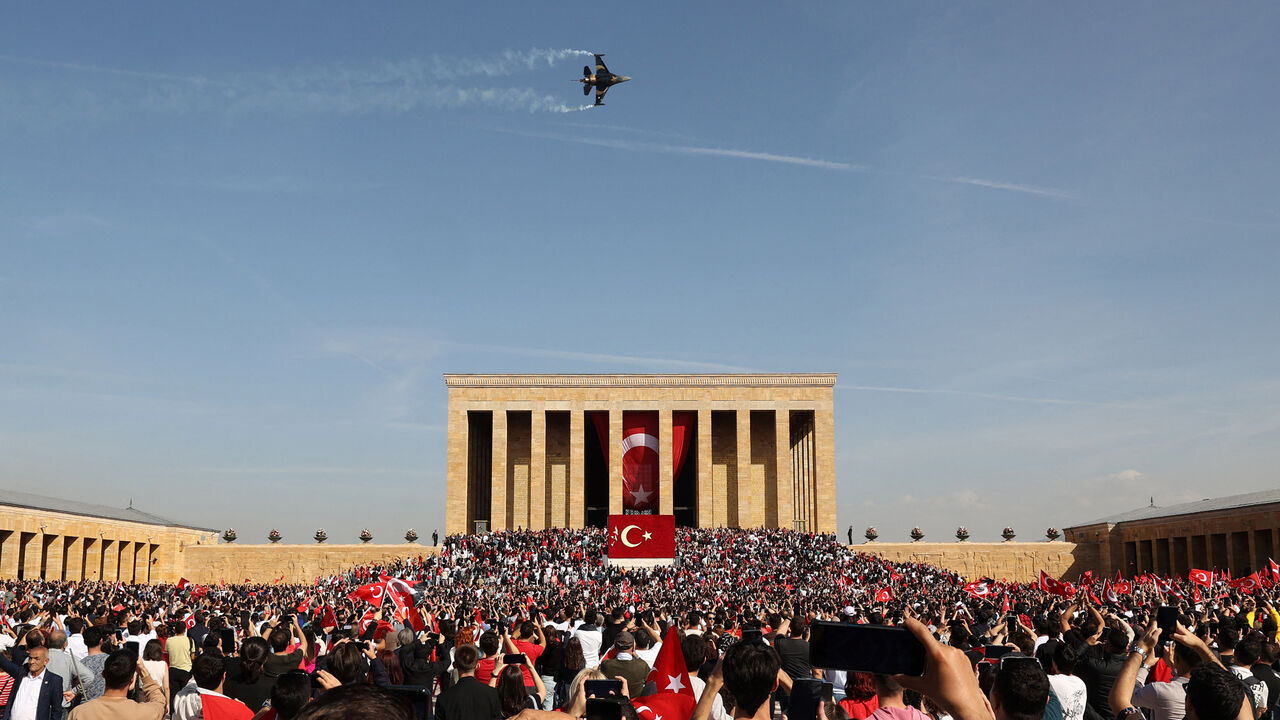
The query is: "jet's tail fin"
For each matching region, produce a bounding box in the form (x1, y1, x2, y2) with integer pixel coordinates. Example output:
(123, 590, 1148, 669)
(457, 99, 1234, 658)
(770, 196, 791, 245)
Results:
(583, 84, 591, 96)
(583, 65, 591, 77)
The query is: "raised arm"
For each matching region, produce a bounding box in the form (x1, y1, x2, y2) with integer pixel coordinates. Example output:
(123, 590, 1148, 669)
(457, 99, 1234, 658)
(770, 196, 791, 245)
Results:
(1110, 622, 1159, 716)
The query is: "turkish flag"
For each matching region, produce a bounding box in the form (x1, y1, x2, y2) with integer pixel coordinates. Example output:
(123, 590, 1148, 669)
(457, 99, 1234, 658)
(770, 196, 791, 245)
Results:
(1039, 571, 1075, 598)
(348, 582, 387, 606)
(874, 587, 893, 603)
(1112, 580, 1133, 595)
(1000, 594, 1011, 613)
(387, 579, 426, 631)
(633, 693, 696, 720)
(1189, 568, 1213, 587)
(183, 613, 196, 630)
(621, 412, 659, 511)
(963, 581, 992, 598)
(320, 606, 338, 629)
(177, 578, 190, 590)
(191, 586, 209, 599)
(645, 625, 696, 698)
(1102, 581, 1120, 604)
(608, 514, 675, 559)
(1269, 558, 1280, 581)
(1228, 572, 1262, 591)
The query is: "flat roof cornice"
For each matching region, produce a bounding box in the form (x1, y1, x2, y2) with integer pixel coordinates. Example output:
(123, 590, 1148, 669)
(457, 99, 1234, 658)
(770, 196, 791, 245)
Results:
(444, 373, 837, 389)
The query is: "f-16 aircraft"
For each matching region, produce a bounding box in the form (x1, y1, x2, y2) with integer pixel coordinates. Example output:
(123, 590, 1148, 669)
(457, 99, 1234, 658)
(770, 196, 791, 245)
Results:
(578, 54, 630, 106)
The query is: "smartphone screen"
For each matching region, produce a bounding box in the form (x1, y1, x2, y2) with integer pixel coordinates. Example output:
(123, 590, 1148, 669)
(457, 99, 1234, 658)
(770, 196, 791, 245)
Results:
(789, 678, 826, 720)
(808, 621, 926, 676)
(998, 655, 1042, 673)
(585, 698, 623, 720)
(983, 645, 1015, 660)
(124, 640, 140, 662)
(221, 628, 236, 654)
(504, 654, 526, 665)
(1156, 606, 1178, 636)
(584, 679, 624, 697)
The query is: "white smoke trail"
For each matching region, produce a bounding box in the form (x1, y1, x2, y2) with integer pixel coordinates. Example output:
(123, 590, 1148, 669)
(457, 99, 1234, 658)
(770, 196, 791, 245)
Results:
(427, 48, 596, 79)
(556, 104, 596, 113)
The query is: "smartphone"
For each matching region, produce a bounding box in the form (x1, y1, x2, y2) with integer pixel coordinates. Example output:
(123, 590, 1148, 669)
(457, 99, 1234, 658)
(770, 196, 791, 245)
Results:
(221, 628, 236, 654)
(124, 640, 140, 662)
(998, 655, 1041, 672)
(1156, 606, 1179, 636)
(585, 698, 624, 720)
(504, 654, 526, 665)
(1006, 615, 1020, 629)
(789, 678, 827, 720)
(983, 645, 1015, 660)
(240, 610, 251, 624)
(584, 679, 624, 698)
(808, 621, 926, 676)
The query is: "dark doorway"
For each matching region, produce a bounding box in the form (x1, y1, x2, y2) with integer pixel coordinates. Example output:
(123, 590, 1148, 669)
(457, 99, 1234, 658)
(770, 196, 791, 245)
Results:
(584, 412, 608, 528)
(673, 414, 698, 527)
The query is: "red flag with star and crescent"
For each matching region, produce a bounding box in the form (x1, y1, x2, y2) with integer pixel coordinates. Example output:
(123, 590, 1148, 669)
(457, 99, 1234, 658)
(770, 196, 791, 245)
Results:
(874, 587, 893, 603)
(1189, 569, 1213, 587)
(348, 582, 387, 606)
(1039, 571, 1076, 598)
(963, 581, 993, 599)
(608, 515, 676, 559)
(646, 625, 696, 699)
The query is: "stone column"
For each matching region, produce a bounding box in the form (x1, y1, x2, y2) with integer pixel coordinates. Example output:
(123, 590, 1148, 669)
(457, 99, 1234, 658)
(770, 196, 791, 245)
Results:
(697, 409, 713, 528)
(445, 406, 469, 535)
(22, 534, 41, 580)
(569, 410, 585, 528)
(45, 534, 63, 581)
(83, 538, 100, 580)
(530, 409, 546, 530)
(659, 409, 674, 516)
(491, 410, 508, 531)
(815, 406, 838, 533)
(65, 537, 83, 582)
(0, 532, 17, 578)
(608, 411, 624, 516)
(1248, 530, 1258, 573)
(103, 539, 118, 581)
(736, 409, 759, 527)
(774, 411, 793, 530)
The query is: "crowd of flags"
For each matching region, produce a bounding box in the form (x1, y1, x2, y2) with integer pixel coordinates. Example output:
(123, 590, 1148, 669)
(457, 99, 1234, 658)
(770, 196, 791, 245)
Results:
(952, 557, 1280, 608)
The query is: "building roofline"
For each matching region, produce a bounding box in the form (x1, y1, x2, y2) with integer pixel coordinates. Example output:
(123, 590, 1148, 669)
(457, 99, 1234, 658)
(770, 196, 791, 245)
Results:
(0, 489, 218, 533)
(444, 373, 837, 389)
(1064, 488, 1280, 530)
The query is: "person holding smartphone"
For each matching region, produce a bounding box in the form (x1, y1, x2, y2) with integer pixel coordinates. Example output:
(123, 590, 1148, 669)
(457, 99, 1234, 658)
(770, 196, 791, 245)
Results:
(490, 655, 546, 717)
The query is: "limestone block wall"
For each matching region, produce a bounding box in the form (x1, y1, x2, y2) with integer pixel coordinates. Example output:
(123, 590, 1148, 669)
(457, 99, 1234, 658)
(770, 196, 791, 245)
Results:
(179, 544, 439, 585)
(857, 541, 1096, 583)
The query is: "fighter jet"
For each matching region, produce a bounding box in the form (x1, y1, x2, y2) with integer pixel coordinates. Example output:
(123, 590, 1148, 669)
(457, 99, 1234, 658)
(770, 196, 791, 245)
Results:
(578, 54, 630, 106)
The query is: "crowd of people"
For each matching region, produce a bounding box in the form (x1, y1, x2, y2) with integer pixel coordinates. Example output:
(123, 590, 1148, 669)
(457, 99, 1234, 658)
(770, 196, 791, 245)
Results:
(0, 526, 1273, 720)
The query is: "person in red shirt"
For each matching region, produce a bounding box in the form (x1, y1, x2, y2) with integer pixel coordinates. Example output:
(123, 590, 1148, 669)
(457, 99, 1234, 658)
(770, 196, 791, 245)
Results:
(475, 632, 501, 684)
(507, 622, 546, 690)
(839, 672, 881, 720)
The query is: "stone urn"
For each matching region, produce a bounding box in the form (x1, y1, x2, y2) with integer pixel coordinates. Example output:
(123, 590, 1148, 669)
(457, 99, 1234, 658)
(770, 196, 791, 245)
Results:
(910, 527, 925, 542)
(405, 529, 419, 543)
(359, 529, 373, 544)
(864, 527, 878, 542)
(1002, 526, 1017, 542)
(314, 529, 328, 544)
(268, 529, 282, 543)
(223, 528, 237, 543)
(956, 526, 970, 542)
(1046, 527, 1061, 541)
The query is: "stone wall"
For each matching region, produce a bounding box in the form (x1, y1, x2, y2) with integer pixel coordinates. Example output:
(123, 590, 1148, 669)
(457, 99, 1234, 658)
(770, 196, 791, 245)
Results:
(179, 544, 439, 585)
(856, 541, 1097, 583)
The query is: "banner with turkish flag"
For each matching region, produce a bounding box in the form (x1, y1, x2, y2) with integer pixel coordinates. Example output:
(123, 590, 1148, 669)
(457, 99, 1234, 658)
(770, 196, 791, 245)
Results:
(1112, 579, 1132, 595)
(1269, 558, 1280, 582)
(1039, 571, 1076, 598)
(347, 582, 387, 606)
(1228, 572, 1262, 591)
(177, 578, 190, 590)
(874, 587, 893, 603)
(608, 514, 676, 559)
(1189, 568, 1213, 587)
(387, 578, 427, 631)
(592, 411, 695, 514)
(645, 625, 696, 698)
(963, 580, 993, 598)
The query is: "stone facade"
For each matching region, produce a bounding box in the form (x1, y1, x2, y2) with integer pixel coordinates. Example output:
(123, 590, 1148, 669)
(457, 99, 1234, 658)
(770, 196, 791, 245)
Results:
(858, 542, 1095, 583)
(1066, 493, 1280, 578)
(181, 544, 439, 585)
(442, 374, 838, 536)
(0, 504, 213, 584)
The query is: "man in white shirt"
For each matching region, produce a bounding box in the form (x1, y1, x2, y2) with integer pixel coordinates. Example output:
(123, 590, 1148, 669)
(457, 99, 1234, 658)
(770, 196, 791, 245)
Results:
(571, 612, 603, 668)
(64, 618, 88, 660)
(2, 646, 69, 720)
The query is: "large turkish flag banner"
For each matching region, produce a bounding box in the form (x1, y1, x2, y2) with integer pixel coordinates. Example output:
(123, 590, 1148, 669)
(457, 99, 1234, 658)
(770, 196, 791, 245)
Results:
(608, 514, 676, 559)
(621, 411, 659, 511)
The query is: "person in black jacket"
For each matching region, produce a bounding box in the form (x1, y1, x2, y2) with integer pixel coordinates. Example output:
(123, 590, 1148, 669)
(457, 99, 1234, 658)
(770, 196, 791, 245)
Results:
(396, 630, 450, 688)
(435, 645, 500, 720)
(0, 646, 68, 720)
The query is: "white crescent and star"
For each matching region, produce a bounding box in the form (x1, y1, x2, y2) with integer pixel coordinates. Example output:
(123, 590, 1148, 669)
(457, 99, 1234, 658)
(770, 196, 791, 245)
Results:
(621, 432, 659, 454)
(621, 525, 642, 547)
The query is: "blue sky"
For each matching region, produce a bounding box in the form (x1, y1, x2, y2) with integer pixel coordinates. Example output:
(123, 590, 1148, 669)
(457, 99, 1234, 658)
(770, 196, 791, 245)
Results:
(2, 2, 1278, 544)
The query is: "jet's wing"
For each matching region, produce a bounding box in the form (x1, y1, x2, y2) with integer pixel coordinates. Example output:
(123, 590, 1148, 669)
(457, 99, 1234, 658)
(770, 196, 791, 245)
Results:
(595, 85, 610, 105)
(595, 54, 610, 75)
